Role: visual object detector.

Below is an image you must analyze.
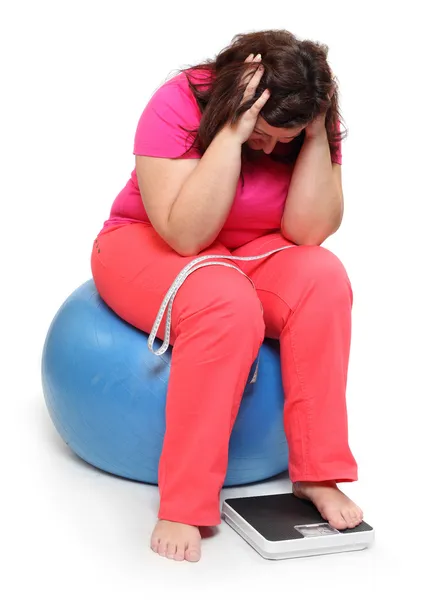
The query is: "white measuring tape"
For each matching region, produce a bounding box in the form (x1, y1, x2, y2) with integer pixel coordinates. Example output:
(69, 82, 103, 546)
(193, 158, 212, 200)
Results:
(147, 245, 296, 374)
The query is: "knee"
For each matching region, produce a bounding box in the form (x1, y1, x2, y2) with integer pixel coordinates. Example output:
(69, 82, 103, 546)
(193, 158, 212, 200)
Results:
(174, 267, 265, 347)
(293, 246, 353, 306)
(220, 284, 265, 347)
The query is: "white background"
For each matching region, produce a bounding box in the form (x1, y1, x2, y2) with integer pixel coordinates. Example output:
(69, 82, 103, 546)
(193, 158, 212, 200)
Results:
(1, 0, 443, 597)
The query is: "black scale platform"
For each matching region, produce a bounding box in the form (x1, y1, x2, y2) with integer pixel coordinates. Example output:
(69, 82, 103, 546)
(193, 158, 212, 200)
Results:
(224, 493, 373, 542)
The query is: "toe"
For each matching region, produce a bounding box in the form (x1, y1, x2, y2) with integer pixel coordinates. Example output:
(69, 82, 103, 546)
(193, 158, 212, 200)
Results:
(354, 510, 364, 526)
(351, 509, 362, 524)
(342, 507, 362, 529)
(328, 512, 348, 530)
(157, 540, 168, 557)
(174, 543, 186, 562)
(343, 510, 357, 529)
(150, 536, 160, 553)
(185, 543, 201, 562)
(166, 542, 177, 560)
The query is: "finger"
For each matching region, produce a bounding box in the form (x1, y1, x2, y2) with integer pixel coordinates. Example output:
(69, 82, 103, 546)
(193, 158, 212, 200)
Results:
(244, 53, 261, 63)
(242, 65, 264, 101)
(242, 54, 261, 82)
(242, 54, 261, 80)
(248, 88, 270, 114)
(242, 54, 260, 83)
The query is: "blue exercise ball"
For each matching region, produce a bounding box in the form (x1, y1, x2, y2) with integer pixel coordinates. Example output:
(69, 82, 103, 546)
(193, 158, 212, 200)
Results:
(42, 280, 288, 486)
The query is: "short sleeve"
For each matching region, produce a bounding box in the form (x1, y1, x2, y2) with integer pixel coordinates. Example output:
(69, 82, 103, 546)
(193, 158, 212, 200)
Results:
(331, 119, 342, 165)
(133, 76, 202, 159)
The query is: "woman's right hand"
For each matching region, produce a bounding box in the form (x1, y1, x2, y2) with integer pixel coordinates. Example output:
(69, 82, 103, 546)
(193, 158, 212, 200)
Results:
(224, 53, 270, 144)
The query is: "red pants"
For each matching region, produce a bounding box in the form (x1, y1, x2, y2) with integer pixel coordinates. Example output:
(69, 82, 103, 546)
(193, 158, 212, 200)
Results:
(91, 223, 358, 526)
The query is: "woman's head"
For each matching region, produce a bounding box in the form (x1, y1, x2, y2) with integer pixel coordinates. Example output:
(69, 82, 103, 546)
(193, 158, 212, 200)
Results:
(178, 29, 345, 163)
(246, 116, 306, 155)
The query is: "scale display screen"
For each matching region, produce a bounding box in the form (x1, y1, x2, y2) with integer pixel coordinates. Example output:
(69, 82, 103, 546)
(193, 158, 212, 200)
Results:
(295, 523, 340, 537)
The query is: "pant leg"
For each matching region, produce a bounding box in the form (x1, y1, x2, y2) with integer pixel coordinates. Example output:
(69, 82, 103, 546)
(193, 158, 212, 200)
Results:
(91, 223, 265, 525)
(234, 232, 358, 483)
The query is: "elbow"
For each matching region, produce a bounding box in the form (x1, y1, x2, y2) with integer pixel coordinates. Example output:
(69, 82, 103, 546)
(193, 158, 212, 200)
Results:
(281, 215, 342, 246)
(165, 221, 215, 256)
(281, 221, 321, 246)
(164, 210, 205, 257)
(282, 225, 330, 246)
(166, 234, 205, 257)
(174, 244, 201, 257)
(160, 222, 201, 257)
(166, 237, 200, 257)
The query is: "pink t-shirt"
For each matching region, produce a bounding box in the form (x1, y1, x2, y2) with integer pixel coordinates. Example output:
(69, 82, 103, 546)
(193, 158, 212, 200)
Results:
(102, 69, 342, 250)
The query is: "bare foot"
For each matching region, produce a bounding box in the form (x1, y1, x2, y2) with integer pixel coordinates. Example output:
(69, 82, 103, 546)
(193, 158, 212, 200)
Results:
(150, 520, 201, 562)
(293, 481, 364, 530)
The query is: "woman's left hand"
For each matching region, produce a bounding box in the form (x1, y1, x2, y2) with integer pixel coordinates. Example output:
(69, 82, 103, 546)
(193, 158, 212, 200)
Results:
(304, 77, 337, 140)
(304, 112, 328, 140)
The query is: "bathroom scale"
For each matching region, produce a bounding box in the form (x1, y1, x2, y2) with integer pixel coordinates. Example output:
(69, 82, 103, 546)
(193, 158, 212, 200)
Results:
(222, 493, 374, 560)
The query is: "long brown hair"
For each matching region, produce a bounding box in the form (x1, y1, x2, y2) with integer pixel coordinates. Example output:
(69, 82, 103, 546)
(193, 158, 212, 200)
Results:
(172, 29, 346, 166)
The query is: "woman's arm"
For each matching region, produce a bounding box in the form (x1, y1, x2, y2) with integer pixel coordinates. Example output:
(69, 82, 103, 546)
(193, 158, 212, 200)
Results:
(281, 121, 344, 246)
(136, 127, 242, 256)
(137, 55, 269, 257)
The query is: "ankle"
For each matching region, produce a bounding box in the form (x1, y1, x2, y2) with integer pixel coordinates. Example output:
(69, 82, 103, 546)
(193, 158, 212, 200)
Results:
(293, 480, 337, 488)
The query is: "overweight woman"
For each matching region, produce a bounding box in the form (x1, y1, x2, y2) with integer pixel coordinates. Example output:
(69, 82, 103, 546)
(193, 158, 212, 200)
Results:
(91, 29, 364, 562)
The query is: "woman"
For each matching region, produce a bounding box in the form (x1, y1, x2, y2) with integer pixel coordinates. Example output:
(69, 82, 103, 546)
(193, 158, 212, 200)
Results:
(91, 29, 364, 562)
